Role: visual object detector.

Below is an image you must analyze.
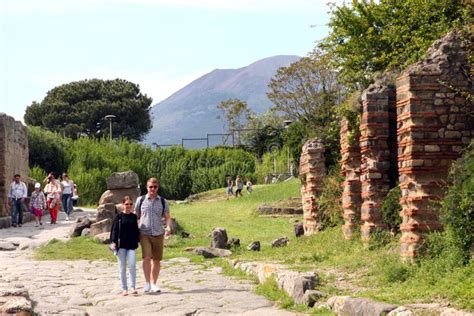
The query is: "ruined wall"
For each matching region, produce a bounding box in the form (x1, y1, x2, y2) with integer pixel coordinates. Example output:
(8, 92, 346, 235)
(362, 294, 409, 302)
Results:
(338, 30, 473, 258)
(340, 119, 361, 239)
(359, 84, 397, 240)
(0, 114, 29, 217)
(299, 138, 326, 235)
(396, 31, 473, 260)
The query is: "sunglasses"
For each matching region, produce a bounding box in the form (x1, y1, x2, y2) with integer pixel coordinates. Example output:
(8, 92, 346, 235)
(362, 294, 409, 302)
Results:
(148, 185, 158, 189)
(124, 203, 133, 206)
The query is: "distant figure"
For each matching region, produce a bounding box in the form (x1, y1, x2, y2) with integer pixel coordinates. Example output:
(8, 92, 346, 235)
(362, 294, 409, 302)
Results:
(72, 184, 79, 206)
(44, 173, 61, 224)
(110, 195, 140, 296)
(246, 180, 253, 194)
(290, 160, 295, 177)
(235, 175, 244, 197)
(61, 173, 75, 221)
(30, 182, 46, 227)
(226, 176, 234, 200)
(8, 174, 27, 228)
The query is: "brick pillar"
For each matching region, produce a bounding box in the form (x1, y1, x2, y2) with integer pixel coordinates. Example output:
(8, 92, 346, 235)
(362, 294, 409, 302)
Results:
(340, 118, 361, 239)
(299, 138, 326, 235)
(359, 85, 395, 240)
(396, 31, 473, 260)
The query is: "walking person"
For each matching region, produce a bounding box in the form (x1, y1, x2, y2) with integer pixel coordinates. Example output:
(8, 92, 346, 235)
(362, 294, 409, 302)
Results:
(60, 173, 74, 221)
(246, 179, 253, 194)
(110, 196, 140, 296)
(44, 173, 61, 224)
(135, 178, 172, 294)
(235, 175, 244, 197)
(29, 183, 46, 227)
(8, 174, 28, 227)
(226, 176, 234, 200)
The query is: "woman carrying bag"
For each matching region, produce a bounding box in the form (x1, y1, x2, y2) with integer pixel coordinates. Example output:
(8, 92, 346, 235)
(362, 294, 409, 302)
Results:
(109, 196, 140, 296)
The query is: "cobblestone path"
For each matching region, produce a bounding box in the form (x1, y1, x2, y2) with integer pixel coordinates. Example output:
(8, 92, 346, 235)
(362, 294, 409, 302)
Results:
(0, 210, 299, 315)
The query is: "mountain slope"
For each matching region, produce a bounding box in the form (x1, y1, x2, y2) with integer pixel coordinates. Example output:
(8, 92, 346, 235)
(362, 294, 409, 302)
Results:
(144, 55, 300, 146)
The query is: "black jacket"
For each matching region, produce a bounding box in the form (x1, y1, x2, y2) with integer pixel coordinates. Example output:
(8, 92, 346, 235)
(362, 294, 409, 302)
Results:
(110, 212, 140, 250)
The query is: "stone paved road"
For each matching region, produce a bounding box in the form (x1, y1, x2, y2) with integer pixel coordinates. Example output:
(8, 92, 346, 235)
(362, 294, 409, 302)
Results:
(0, 210, 300, 315)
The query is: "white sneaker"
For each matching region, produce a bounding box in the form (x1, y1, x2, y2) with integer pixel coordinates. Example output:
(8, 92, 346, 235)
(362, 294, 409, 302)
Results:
(150, 283, 161, 293)
(143, 282, 151, 293)
(66, 216, 70, 221)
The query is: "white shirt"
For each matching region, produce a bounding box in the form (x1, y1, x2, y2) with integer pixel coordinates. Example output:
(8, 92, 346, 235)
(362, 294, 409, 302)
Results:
(61, 180, 74, 194)
(9, 181, 27, 199)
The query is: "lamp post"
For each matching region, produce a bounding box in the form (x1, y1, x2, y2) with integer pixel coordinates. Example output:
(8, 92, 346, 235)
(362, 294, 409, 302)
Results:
(283, 120, 293, 176)
(104, 115, 116, 143)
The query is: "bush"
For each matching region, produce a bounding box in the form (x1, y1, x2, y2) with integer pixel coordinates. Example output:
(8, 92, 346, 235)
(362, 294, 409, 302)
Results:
(380, 185, 402, 233)
(28, 126, 70, 174)
(317, 166, 344, 228)
(440, 142, 474, 264)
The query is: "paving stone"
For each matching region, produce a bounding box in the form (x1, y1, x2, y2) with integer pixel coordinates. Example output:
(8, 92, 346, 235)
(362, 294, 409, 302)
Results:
(0, 209, 297, 315)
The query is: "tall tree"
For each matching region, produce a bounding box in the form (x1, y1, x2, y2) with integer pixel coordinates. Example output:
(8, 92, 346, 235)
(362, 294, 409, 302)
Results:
(267, 54, 342, 167)
(216, 98, 253, 145)
(320, 0, 464, 90)
(24, 79, 153, 141)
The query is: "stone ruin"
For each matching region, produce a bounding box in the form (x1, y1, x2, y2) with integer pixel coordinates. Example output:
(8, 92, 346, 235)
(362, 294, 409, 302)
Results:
(70, 171, 141, 240)
(91, 171, 141, 240)
(299, 138, 326, 235)
(302, 31, 473, 259)
(0, 114, 29, 221)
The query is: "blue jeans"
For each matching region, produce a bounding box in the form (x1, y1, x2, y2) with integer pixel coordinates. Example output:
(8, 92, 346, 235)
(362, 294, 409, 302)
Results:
(117, 249, 136, 291)
(61, 193, 73, 216)
(11, 199, 23, 225)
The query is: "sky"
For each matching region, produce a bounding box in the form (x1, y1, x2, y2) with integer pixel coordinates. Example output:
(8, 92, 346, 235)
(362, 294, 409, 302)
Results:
(0, 0, 339, 122)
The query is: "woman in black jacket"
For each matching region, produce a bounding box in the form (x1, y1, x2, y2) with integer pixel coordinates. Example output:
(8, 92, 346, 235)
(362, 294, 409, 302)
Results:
(110, 195, 140, 296)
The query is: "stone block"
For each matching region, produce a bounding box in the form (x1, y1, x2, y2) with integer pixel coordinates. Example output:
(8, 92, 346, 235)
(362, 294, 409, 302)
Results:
(106, 171, 139, 190)
(90, 218, 112, 236)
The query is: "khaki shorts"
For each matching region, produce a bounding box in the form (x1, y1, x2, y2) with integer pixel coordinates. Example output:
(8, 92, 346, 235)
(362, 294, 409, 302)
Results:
(140, 234, 164, 260)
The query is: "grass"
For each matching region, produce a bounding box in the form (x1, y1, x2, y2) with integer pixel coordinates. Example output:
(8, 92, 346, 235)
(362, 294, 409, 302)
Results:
(35, 237, 122, 261)
(35, 179, 474, 310)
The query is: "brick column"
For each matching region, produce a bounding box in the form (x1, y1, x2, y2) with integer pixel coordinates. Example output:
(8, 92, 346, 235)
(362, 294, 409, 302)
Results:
(396, 31, 473, 260)
(299, 138, 326, 235)
(340, 118, 361, 239)
(359, 85, 394, 240)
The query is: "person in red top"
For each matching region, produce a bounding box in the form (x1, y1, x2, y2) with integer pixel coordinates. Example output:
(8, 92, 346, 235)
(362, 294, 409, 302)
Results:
(44, 173, 61, 224)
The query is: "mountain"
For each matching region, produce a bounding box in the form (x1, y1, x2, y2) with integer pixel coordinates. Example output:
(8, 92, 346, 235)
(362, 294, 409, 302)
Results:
(144, 55, 301, 146)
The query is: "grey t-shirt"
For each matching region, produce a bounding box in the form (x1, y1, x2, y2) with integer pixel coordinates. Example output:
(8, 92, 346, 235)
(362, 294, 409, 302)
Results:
(134, 194, 169, 236)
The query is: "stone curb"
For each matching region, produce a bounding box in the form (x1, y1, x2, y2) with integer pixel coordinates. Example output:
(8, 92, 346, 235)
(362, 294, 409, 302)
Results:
(228, 260, 473, 316)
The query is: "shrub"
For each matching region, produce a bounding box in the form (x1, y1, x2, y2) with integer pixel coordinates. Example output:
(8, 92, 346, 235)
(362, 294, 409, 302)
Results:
(440, 142, 474, 264)
(317, 166, 344, 228)
(380, 185, 402, 233)
(28, 126, 70, 174)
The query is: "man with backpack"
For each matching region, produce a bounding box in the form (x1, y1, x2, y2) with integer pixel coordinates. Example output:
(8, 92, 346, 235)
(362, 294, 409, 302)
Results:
(134, 177, 172, 293)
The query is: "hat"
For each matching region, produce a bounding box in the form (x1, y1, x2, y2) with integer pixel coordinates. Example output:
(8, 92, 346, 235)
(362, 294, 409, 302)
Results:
(34, 183, 41, 189)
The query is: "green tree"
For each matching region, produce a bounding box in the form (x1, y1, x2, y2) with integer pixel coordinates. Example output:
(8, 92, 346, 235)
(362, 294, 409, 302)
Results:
(216, 98, 253, 145)
(267, 54, 342, 167)
(321, 0, 464, 90)
(24, 79, 153, 141)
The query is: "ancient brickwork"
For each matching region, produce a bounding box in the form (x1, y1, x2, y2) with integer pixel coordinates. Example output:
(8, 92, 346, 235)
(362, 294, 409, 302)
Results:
(359, 84, 396, 240)
(338, 30, 472, 259)
(0, 114, 29, 217)
(340, 118, 361, 239)
(299, 138, 326, 235)
(396, 31, 473, 260)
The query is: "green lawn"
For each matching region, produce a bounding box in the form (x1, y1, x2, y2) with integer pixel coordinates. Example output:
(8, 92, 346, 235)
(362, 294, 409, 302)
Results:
(36, 179, 474, 311)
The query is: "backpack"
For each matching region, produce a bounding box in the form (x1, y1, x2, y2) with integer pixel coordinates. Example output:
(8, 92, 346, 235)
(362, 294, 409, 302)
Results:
(138, 195, 166, 214)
